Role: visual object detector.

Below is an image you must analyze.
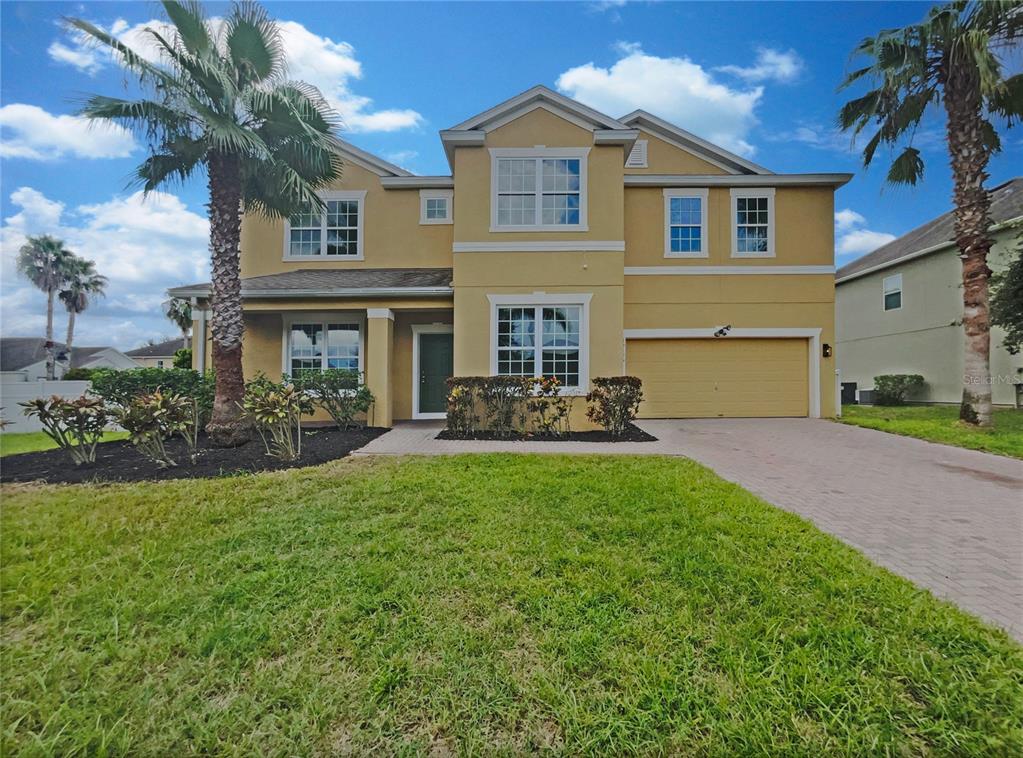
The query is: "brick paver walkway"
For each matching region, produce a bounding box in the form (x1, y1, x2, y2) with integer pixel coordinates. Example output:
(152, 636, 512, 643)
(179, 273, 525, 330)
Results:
(356, 419, 1023, 639)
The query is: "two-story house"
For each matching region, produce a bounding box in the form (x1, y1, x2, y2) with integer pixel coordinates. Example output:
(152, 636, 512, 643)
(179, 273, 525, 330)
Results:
(170, 86, 850, 427)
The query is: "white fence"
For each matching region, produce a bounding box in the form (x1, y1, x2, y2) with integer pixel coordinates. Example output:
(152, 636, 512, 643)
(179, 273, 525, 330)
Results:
(0, 380, 93, 432)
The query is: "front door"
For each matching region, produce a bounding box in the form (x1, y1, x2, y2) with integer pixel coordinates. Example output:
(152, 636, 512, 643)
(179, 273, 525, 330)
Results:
(417, 331, 453, 417)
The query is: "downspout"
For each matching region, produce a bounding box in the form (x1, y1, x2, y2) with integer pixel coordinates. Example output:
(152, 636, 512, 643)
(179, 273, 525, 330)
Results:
(193, 297, 207, 373)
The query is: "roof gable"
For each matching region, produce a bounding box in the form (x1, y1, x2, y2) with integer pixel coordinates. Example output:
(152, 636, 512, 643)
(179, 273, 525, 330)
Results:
(334, 138, 413, 177)
(448, 85, 629, 133)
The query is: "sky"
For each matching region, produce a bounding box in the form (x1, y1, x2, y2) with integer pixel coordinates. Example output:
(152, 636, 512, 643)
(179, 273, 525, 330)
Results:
(1, 1, 1020, 351)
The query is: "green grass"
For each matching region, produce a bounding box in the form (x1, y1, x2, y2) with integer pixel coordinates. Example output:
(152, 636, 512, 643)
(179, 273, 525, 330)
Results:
(0, 431, 127, 458)
(2, 456, 1020, 755)
(839, 405, 1023, 458)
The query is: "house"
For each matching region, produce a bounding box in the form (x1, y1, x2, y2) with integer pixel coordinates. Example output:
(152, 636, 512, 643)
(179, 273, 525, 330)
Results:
(0, 337, 139, 382)
(170, 85, 849, 426)
(125, 337, 187, 369)
(836, 178, 1023, 407)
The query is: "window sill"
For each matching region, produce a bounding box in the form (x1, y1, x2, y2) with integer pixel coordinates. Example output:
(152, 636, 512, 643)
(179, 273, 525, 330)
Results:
(283, 254, 365, 262)
(489, 225, 589, 233)
(664, 251, 709, 259)
(420, 218, 453, 226)
(730, 251, 776, 259)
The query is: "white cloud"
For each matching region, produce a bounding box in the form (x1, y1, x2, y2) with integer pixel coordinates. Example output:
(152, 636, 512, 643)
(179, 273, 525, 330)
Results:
(384, 150, 418, 170)
(833, 207, 895, 262)
(716, 48, 804, 84)
(1, 186, 209, 350)
(48, 16, 423, 134)
(0, 104, 136, 160)
(556, 42, 764, 157)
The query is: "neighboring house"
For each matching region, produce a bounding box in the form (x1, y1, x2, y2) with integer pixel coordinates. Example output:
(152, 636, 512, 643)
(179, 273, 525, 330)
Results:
(125, 338, 186, 368)
(836, 178, 1023, 407)
(0, 337, 138, 381)
(170, 85, 848, 426)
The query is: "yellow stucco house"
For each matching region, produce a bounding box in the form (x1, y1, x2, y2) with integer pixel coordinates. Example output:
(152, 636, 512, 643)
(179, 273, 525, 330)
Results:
(170, 86, 850, 427)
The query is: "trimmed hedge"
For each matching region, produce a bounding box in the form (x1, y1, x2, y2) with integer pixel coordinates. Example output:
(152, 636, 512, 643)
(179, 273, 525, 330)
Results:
(90, 368, 215, 425)
(873, 374, 925, 406)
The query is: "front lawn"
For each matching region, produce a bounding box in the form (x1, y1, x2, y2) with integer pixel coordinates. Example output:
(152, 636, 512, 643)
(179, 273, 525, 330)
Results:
(2, 456, 1020, 754)
(0, 431, 127, 458)
(840, 404, 1023, 458)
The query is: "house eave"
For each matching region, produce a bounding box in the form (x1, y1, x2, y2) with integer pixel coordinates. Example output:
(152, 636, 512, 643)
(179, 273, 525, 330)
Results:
(169, 286, 455, 300)
(380, 176, 455, 189)
(624, 173, 853, 188)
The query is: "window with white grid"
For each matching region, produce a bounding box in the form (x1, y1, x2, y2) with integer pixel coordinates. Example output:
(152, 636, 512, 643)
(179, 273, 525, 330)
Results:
(496, 159, 537, 226)
(492, 150, 587, 230)
(495, 305, 581, 388)
(731, 189, 775, 257)
(663, 189, 708, 257)
(541, 159, 581, 225)
(285, 192, 364, 258)
(288, 322, 360, 377)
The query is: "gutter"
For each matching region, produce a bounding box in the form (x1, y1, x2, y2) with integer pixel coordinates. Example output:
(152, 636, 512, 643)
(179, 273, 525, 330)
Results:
(380, 176, 454, 189)
(624, 173, 853, 188)
(168, 286, 454, 299)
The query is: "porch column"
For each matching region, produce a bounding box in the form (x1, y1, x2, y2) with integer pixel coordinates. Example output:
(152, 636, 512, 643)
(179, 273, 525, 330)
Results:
(366, 308, 394, 427)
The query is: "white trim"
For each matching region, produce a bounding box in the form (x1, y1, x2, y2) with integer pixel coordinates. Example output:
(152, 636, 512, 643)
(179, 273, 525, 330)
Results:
(487, 292, 592, 395)
(283, 190, 366, 261)
(194, 298, 206, 373)
(454, 241, 624, 253)
(625, 139, 648, 168)
(381, 176, 454, 189)
(281, 312, 367, 378)
(449, 85, 629, 132)
(334, 138, 413, 177)
(882, 272, 903, 312)
(730, 187, 776, 259)
(624, 174, 851, 187)
(489, 147, 589, 232)
(366, 308, 394, 321)
(419, 189, 453, 225)
(663, 188, 709, 259)
(625, 265, 834, 276)
(483, 101, 602, 134)
(623, 327, 822, 418)
(411, 324, 454, 420)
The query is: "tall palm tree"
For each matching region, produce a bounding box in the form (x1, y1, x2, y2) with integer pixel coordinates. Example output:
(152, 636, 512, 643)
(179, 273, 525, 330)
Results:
(164, 296, 193, 350)
(16, 235, 77, 380)
(70, 0, 343, 445)
(59, 257, 108, 362)
(838, 1, 1023, 427)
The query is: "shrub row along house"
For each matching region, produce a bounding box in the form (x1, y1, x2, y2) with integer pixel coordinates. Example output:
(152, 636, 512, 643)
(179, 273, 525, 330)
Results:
(170, 86, 850, 426)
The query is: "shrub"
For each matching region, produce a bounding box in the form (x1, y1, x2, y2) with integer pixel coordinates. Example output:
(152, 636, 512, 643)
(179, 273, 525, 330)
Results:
(114, 391, 196, 468)
(586, 376, 643, 437)
(446, 377, 481, 435)
(172, 348, 193, 369)
(293, 369, 374, 429)
(62, 367, 98, 381)
(527, 376, 571, 436)
(20, 395, 110, 465)
(91, 368, 214, 424)
(480, 376, 531, 436)
(241, 375, 312, 461)
(873, 374, 925, 406)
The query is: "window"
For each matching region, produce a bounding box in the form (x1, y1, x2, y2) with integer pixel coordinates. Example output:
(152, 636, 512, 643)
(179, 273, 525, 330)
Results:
(419, 189, 453, 224)
(730, 188, 775, 257)
(626, 139, 648, 168)
(663, 188, 708, 257)
(495, 304, 583, 388)
(490, 148, 589, 231)
(287, 322, 361, 377)
(156, 360, 164, 368)
(284, 191, 365, 259)
(883, 273, 903, 311)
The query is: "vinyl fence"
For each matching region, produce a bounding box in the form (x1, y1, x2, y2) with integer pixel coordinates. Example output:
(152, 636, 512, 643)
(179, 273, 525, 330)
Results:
(0, 379, 93, 432)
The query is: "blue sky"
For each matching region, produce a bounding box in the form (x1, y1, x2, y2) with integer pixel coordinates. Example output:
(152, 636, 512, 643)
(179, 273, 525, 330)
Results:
(2, 1, 1020, 350)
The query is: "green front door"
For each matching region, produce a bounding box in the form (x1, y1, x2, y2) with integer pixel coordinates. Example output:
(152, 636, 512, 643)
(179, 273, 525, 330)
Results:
(418, 332, 453, 415)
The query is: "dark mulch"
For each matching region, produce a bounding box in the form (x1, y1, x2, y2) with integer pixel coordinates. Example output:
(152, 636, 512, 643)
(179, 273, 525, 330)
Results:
(0, 426, 387, 485)
(436, 423, 657, 443)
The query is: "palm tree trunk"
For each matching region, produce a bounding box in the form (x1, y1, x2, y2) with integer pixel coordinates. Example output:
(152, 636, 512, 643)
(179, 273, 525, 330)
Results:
(943, 59, 994, 426)
(205, 151, 251, 446)
(65, 309, 77, 365)
(45, 288, 56, 380)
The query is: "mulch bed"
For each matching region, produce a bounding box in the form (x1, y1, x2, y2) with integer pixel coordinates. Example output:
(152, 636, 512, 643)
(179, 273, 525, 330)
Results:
(436, 423, 657, 443)
(0, 426, 388, 485)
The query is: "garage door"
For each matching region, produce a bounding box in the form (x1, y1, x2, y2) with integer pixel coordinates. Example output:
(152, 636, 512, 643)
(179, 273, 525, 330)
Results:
(627, 338, 809, 418)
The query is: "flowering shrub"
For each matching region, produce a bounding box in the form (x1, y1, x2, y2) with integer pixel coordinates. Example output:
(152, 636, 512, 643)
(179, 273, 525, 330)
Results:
(586, 377, 644, 437)
(445, 379, 479, 435)
(480, 376, 531, 436)
(114, 390, 196, 468)
(293, 369, 374, 429)
(241, 375, 312, 461)
(20, 395, 110, 465)
(527, 376, 571, 436)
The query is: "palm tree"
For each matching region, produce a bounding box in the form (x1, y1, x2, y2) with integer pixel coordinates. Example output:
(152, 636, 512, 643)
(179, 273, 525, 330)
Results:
(69, 0, 343, 445)
(838, 1, 1023, 427)
(59, 257, 108, 361)
(164, 296, 193, 350)
(16, 235, 77, 380)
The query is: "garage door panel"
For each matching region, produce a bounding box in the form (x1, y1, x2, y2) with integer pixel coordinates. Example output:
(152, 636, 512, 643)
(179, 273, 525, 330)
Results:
(627, 338, 808, 418)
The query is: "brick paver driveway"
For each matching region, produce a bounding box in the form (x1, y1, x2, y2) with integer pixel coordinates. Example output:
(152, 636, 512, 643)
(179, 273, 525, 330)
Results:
(359, 418, 1023, 639)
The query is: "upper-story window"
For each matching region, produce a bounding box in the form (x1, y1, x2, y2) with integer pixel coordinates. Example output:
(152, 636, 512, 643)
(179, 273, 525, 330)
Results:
(663, 188, 708, 258)
(883, 273, 903, 311)
(490, 148, 589, 232)
(730, 187, 775, 258)
(420, 189, 453, 225)
(284, 190, 366, 260)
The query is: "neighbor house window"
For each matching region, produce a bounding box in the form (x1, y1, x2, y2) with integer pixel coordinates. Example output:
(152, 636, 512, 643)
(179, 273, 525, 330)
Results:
(284, 191, 366, 258)
(495, 305, 582, 387)
(491, 149, 589, 231)
(419, 189, 453, 224)
(664, 188, 708, 257)
(883, 273, 903, 311)
(287, 322, 361, 377)
(730, 188, 775, 257)
(156, 360, 164, 368)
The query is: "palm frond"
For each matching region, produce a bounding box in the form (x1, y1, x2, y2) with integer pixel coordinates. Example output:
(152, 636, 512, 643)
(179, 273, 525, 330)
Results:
(135, 138, 207, 191)
(64, 17, 177, 90)
(79, 96, 194, 140)
(226, 1, 285, 85)
(987, 73, 1023, 123)
(886, 146, 925, 185)
(161, 0, 213, 57)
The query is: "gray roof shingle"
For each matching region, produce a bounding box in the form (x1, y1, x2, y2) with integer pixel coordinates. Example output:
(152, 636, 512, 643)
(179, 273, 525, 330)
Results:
(169, 268, 453, 298)
(0, 338, 117, 371)
(125, 338, 185, 358)
(836, 178, 1023, 282)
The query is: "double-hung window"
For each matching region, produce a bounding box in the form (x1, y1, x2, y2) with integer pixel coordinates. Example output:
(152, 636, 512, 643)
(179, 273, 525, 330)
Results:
(730, 188, 775, 257)
(883, 273, 902, 311)
(494, 303, 585, 389)
(286, 321, 361, 378)
(285, 191, 366, 259)
(664, 188, 708, 257)
(420, 189, 453, 224)
(491, 149, 588, 231)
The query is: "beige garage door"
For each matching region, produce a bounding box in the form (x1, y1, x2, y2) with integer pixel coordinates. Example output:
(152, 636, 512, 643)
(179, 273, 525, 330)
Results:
(627, 338, 809, 418)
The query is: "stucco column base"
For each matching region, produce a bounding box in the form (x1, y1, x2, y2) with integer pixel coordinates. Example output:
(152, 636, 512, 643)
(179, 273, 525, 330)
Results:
(366, 310, 394, 427)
